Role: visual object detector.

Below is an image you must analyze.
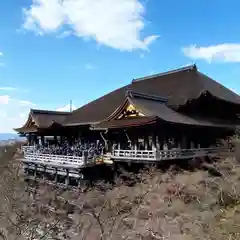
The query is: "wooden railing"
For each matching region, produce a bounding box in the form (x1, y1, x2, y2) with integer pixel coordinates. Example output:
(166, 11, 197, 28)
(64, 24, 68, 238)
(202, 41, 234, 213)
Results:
(23, 153, 85, 167)
(112, 147, 221, 161)
(113, 150, 156, 161)
(22, 145, 36, 153)
(21, 147, 222, 167)
(157, 148, 220, 160)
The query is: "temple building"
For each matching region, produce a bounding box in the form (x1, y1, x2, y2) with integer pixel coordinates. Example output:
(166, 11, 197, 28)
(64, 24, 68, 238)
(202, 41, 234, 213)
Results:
(15, 65, 240, 185)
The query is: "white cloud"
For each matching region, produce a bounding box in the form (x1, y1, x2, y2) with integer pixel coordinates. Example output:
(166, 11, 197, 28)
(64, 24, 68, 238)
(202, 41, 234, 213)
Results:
(57, 30, 72, 38)
(0, 96, 36, 133)
(183, 44, 240, 63)
(0, 86, 18, 91)
(0, 52, 4, 66)
(143, 35, 159, 46)
(19, 100, 36, 106)
(0, 86, 30, 93)
(22, 0, 159, 51)
(0, 95, 11, 105)
(23, 0, 65, 33)
(85, 63, 94, 70)
(56, 103, 77, 112)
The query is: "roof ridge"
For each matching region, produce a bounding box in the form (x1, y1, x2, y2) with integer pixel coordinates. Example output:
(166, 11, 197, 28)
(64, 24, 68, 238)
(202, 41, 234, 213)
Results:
(31, 109, 70, 115)
(132, 64, 197, 83)
(126, 90, 168, 103)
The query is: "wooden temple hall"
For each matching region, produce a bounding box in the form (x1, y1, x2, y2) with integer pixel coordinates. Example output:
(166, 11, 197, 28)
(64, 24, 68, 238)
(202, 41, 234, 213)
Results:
(15, 65, 240, 184)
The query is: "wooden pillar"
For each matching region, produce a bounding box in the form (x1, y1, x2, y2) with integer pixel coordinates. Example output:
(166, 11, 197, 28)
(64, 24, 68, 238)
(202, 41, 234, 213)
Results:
(65, 170, 69, 186)
(33, 135, 37, 145)
(134, 136, 138, 150)
(158, 134, 163, 150)
(28, 133, 32, 145)
(54, 136, 57, 144)
(42, 166, 46, 180)
(190, 141, 195, 149)
(84, 151, 88, 165)
(54, 169, 58, 183)
(131, 132, 137, 150)
(181, 135, 188, 149)
(34, 165, 37, 179)
(144, 135, 148, 150)
(156, 135, 160, 150)
(41, 136, 45, 146)
(152, 133, 156, 150)
(77, 177, 81, 188)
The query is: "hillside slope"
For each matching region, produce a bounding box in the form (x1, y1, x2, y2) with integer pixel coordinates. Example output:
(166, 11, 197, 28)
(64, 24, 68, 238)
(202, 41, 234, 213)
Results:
(0, 142, 239, 239)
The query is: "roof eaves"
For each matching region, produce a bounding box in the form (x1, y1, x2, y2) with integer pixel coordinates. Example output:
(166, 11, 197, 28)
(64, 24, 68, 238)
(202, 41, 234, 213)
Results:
(91, 116, 157, 130)
(63, 121, 100, 127)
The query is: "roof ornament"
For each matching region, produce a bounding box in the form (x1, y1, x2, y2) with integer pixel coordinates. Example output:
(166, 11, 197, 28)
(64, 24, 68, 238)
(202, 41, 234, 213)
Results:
(70, 100, 73, 112)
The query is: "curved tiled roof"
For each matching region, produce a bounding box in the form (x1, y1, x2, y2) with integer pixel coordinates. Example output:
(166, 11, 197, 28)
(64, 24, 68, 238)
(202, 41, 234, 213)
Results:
(63, 65, 240, 126)
(64, 85, 130, 126)
(30, 109, 70, 128)
(92, 91, 239, 130)
(131, 65, 240, 106)
(14, 109, 70, 132)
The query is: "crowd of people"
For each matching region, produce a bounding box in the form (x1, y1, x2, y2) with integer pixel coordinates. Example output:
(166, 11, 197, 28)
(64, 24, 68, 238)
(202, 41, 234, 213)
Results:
(24, 137, 181, 158)
(24, 140, 106, 159)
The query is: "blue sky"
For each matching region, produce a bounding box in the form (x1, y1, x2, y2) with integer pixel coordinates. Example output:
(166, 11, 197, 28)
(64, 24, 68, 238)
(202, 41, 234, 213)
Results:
(0, 0, 240, 133)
